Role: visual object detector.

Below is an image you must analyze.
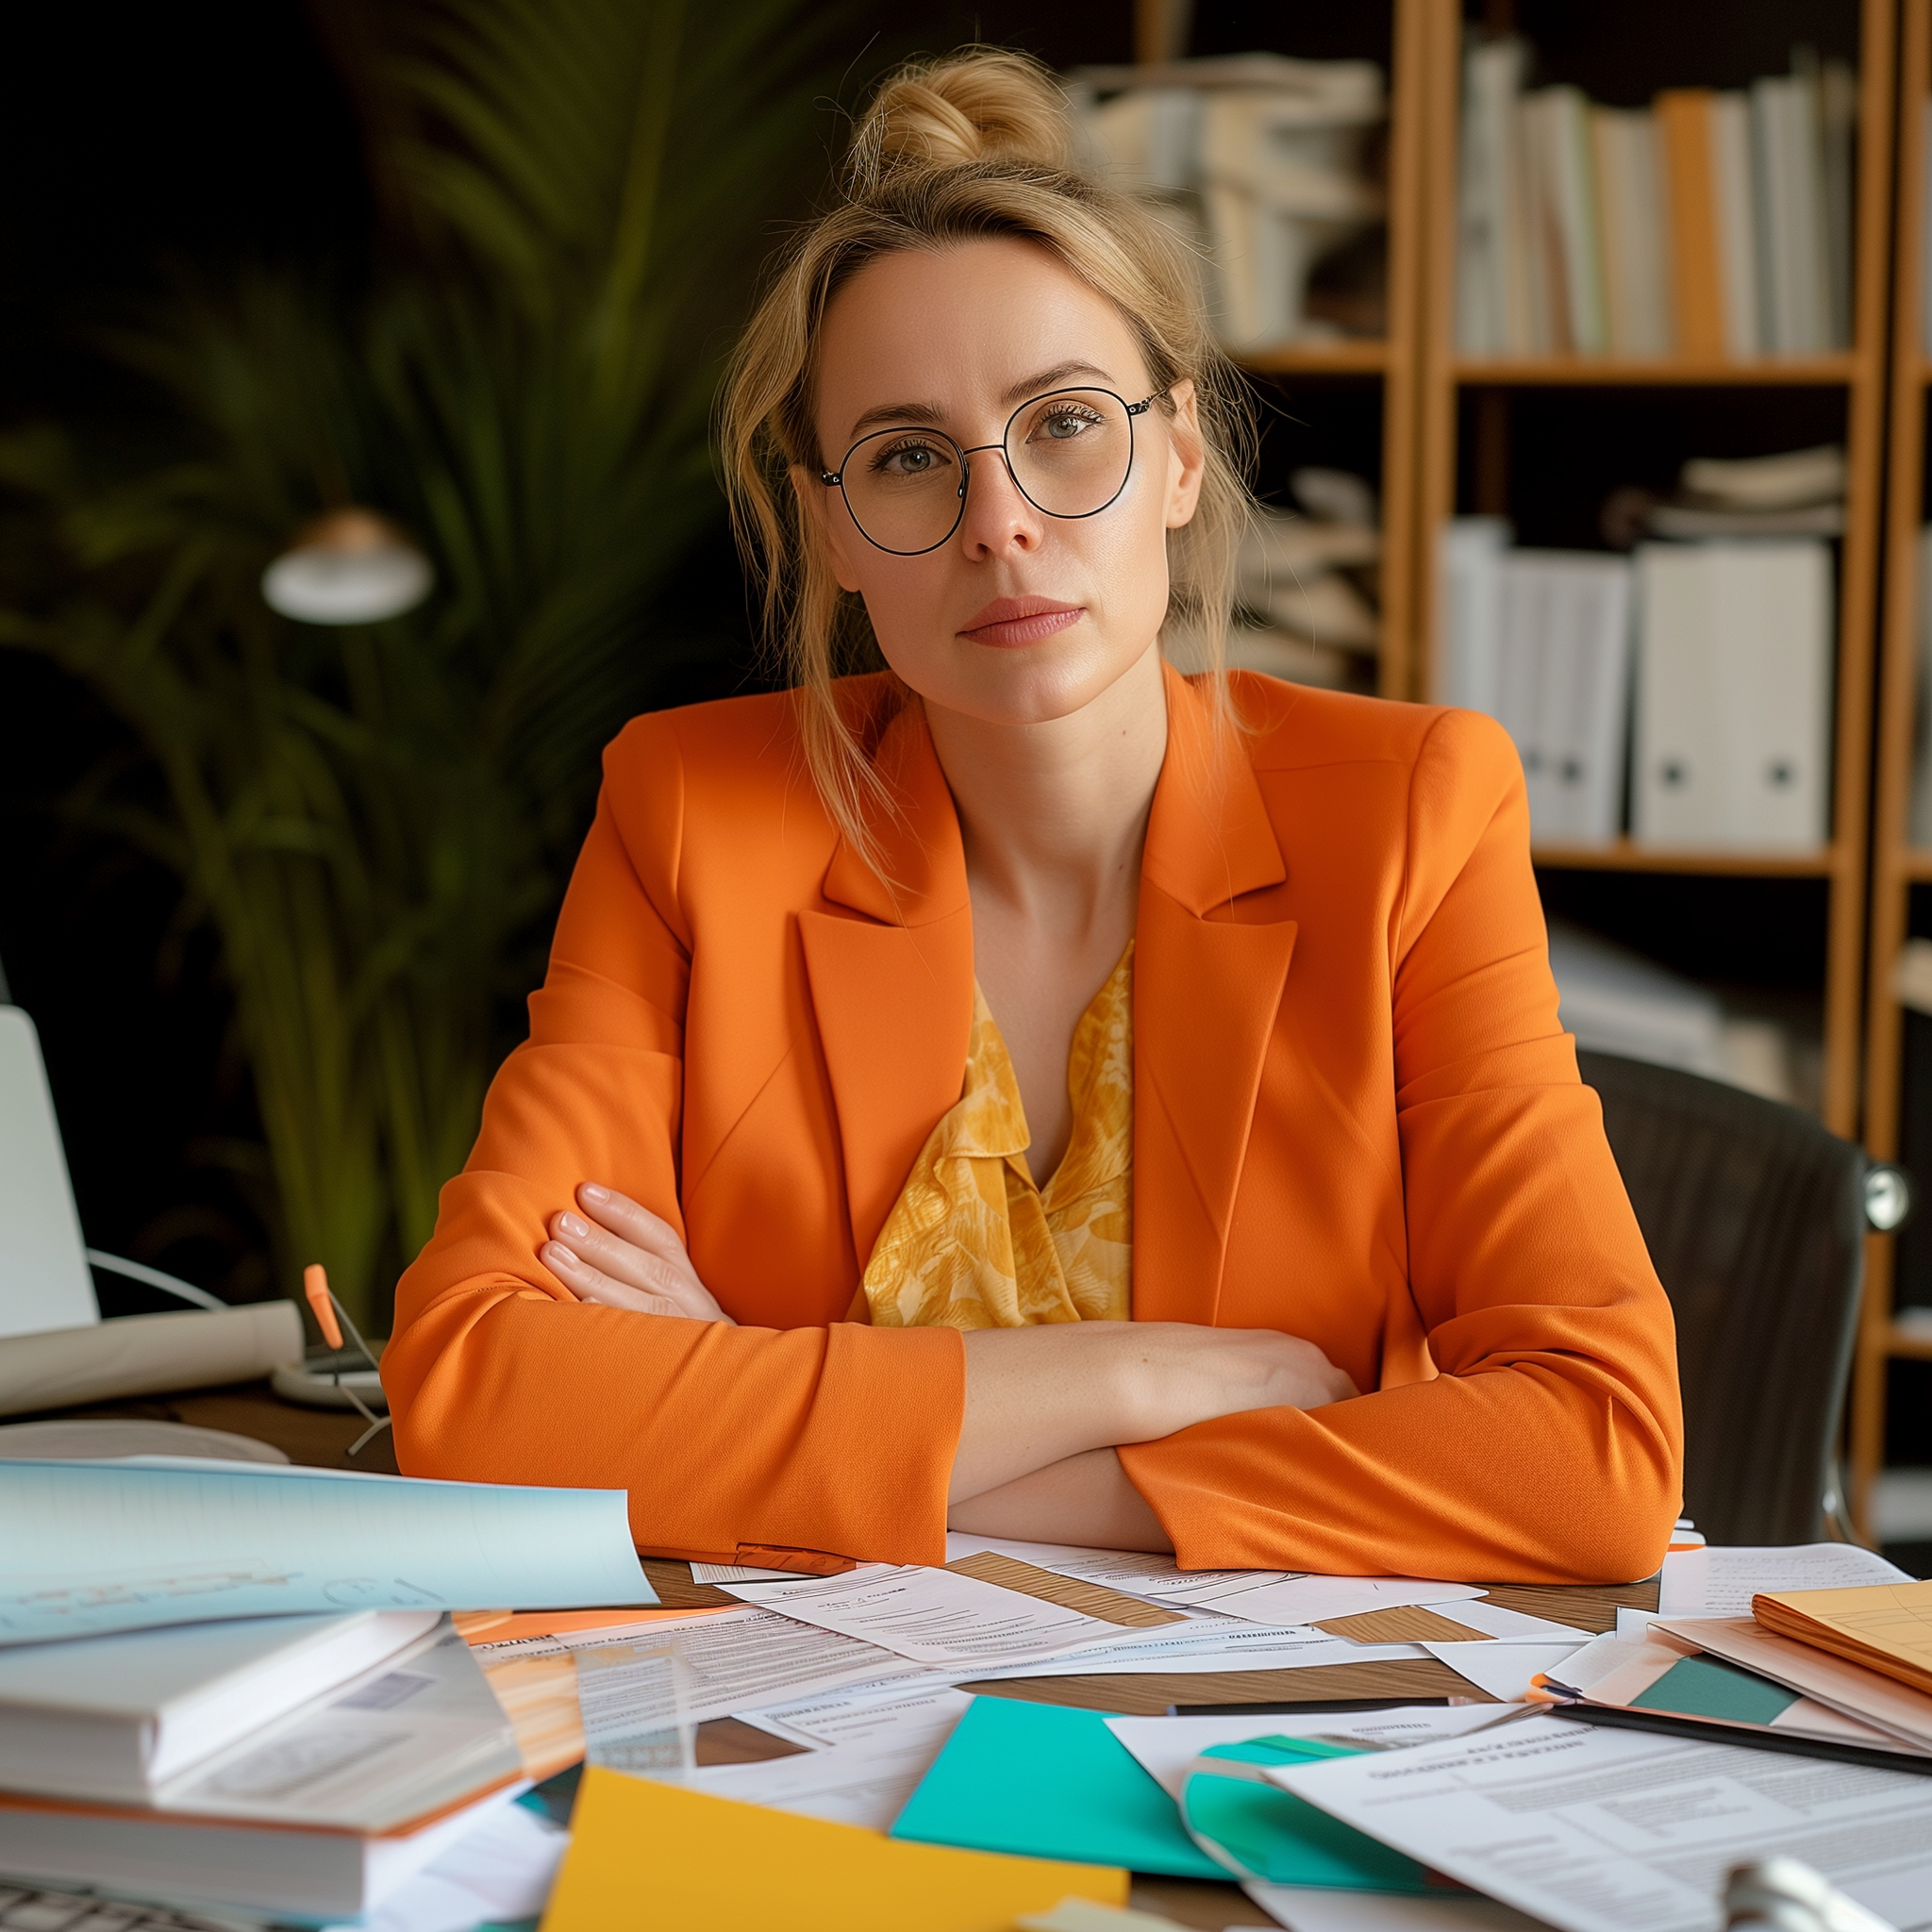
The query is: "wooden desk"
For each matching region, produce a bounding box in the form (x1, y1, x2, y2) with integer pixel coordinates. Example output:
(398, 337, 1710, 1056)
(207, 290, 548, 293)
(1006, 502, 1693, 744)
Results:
(20, 1379, 1652, 1930)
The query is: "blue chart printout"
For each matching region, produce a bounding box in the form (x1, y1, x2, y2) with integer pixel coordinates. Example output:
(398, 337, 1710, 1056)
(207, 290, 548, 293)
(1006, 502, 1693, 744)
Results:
(0, 1458, 658, 1643)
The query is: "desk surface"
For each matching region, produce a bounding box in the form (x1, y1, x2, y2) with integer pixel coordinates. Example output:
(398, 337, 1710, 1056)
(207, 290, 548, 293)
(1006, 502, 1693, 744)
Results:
(21, 1378, 1653, 1931)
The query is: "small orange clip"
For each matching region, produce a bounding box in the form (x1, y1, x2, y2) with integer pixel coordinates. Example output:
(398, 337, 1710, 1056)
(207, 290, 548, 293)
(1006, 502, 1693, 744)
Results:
(303, 1263, 343, 1349)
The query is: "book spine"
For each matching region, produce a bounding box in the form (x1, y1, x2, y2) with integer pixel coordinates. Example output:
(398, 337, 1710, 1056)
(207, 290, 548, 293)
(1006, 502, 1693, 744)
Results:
(1710, 93, 1762, 358)
(1657, 91, 1727, 357)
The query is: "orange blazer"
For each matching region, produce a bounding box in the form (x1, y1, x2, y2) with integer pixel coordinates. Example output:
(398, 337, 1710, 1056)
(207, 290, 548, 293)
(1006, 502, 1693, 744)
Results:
(386, 664, 1683, 1583)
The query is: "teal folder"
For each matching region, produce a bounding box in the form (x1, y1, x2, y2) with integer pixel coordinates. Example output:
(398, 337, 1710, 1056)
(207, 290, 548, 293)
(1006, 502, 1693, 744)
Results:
(889, 1695, 1225, 1878)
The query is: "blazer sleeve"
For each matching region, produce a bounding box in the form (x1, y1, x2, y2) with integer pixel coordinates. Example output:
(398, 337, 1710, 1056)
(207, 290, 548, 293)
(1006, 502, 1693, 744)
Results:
(381, 715, 965, 1570)
(1120, 708, 1685, 1584)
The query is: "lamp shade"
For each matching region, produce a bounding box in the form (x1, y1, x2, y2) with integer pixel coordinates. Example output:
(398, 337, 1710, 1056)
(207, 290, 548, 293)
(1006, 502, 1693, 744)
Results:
(261, 508, 434, 625)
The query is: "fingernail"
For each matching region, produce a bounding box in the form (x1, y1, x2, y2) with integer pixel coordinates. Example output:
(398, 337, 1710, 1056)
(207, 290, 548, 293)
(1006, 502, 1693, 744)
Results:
(558, 1213, 590, 1239)
(541, 1242, 572, 1268)
(579, 1183, 609, 1204)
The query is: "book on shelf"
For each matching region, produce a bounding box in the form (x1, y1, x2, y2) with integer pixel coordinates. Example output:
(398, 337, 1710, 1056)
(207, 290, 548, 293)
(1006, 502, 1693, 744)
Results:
(1457, 40, 1854, 360)
(1632, 540, 1832, 850)
(1073, 56, 1387, 350)
(1438, 524, 1631, 845)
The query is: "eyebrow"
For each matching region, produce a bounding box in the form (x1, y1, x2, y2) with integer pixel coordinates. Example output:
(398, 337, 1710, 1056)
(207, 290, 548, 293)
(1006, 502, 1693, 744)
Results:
(845, 360, 1120, 441)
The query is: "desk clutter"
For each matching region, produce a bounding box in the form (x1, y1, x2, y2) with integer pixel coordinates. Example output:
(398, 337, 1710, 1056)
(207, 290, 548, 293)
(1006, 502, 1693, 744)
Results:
(1, 1479, 1928, 1932)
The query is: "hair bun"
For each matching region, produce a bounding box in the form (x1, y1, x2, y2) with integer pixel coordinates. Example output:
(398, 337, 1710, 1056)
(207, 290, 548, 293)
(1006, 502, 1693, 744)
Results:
(847, 49, 1078, 192)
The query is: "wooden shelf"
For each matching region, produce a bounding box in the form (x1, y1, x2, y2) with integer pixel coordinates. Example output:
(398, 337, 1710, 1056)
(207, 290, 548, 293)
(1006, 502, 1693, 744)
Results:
(1531, 841, 1840, 877)
(1890, 849, 1932, 881)
(1238, 340, 1390, 376)
(1453, 355, 1860, 386)
(1885, 1320, 1932, 1361)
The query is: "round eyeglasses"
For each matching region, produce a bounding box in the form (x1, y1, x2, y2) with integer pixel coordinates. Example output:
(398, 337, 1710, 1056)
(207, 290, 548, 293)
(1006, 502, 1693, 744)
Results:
(820, 387, 1165, 557)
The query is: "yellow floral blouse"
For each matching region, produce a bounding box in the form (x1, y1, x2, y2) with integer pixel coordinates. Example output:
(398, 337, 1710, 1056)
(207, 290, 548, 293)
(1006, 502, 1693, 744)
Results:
(861, 946, 1133, 1329)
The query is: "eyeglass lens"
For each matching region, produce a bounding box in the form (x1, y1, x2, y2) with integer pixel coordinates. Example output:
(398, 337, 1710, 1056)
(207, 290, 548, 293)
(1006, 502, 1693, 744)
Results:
(836, 389, 1137, 555)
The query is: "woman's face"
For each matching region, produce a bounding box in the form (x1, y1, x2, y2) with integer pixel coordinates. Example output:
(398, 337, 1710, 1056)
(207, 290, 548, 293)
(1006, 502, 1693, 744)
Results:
(804, 237, 1205, 727)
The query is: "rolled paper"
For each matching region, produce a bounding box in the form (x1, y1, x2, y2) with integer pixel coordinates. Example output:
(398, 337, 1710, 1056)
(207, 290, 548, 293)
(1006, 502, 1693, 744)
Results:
(0, 1300, 304, 1418)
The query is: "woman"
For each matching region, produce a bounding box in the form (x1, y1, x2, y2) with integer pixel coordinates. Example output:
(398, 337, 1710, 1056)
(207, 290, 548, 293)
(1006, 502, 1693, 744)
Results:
(384, 51, 1681, 1583)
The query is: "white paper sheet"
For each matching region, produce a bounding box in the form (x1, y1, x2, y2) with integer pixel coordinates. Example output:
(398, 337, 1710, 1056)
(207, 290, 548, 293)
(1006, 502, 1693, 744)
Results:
(690, 1687, 973, 1832)
(958, 1622, 1425, 1680)
(1162, 1575, 1486, 1627)
(1657, 1543, 1910, 1618)
(1105, 1705, 1514, 1800)
(1408, 1600, 1586, 1643)
(942, 1533, 1292, 1601)
(723, 1564, 1133, 1668)
(690, 1562, 798, 1584)
(334, 1794, 569, 1932)
(1269, 1713, 1932, 1932)
(1422, 1641, 1588, 1703)
(558, 1607, 932, 1725)
(0, 1460, 655, 1643)
(1242, 1883, 1554, 1932)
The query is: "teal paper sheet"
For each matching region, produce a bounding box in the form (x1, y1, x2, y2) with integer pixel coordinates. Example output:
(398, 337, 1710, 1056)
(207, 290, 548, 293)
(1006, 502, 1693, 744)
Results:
(891, 1694, 1227, 1877)
(0, 1458, 658, 1642)
(1183, 1738, 1431, 1891)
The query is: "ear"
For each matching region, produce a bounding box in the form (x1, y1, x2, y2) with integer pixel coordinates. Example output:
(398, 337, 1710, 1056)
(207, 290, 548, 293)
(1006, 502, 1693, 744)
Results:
(790, 466, 866, 593)
(1160, 378, 1207, 531)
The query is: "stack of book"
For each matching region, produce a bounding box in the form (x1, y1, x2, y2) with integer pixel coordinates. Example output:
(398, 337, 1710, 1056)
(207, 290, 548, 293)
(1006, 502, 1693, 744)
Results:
(0, 1609, 532, 1922)
(1227, 466, 1380, 691)
(1071, 55, 1388, 349)
(1441, 447, 1835, 854)
(1457, 39, 1857, 359)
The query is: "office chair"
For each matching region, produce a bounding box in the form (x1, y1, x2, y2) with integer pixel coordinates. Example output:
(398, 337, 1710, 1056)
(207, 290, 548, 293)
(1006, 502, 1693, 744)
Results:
(1577, 1048, 1883, 1547)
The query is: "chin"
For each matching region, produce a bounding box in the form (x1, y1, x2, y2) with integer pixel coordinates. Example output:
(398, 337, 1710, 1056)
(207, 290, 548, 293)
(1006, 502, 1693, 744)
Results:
(946, 644, 1141, 726)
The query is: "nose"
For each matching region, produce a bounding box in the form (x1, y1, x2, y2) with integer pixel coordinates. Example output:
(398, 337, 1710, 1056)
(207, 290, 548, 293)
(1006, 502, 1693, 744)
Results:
(955, 442, 1043, 560)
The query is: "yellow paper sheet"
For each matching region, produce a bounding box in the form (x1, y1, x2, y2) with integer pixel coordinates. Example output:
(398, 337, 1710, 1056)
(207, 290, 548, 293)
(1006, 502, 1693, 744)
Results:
(541, 1767, 1127, 1932)
(1757, 1578, 1932, 1698)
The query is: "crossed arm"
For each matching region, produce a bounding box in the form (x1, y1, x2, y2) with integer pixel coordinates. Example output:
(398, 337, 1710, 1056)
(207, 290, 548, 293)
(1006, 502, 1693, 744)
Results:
(540, 1181, 1358, 1553)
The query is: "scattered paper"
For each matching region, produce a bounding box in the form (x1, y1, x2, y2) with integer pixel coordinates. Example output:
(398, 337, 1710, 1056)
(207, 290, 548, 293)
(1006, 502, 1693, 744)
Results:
(1268, 1712, 1932, 1932)
(958, 1621, 1424, 1681)
(558, 1607, 929, 1726)
(1166, 1575, 1485, 1627)
(691, 1562, 799, 1584)
(943, 1534, 1292, 1602)
(1657, 1542, 1909, 1618)
(1422, 1641, 1588, 1703)
(1241, 1884, 1552, 1932)
(0, 1460, 655, 1643)
(337, 1794, 570, 1932)
(692, 1688, 973, 1831)
(1614, 1607, 1662, 1641)
(723, 1565, 1134, 1669)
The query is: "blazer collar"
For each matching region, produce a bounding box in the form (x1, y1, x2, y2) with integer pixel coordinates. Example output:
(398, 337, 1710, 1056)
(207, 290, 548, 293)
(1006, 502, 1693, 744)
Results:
(819, 696, 971, 929)
(1142, 661, 1287, 914)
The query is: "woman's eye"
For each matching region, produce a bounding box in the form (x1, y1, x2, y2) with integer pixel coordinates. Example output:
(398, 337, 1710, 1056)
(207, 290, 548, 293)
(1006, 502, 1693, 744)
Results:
(872, 439, 947, 476)
(1037, 408, 1100, 441)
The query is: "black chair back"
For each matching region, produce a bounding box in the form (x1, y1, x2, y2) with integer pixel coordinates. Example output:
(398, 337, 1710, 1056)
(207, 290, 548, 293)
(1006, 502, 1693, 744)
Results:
(1577, 1049, 1867, 1546)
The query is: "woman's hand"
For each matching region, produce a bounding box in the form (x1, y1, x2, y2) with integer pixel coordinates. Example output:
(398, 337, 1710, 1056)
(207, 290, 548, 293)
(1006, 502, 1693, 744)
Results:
(541, 1184, 736, 1324)
(949, 1321, 1357, 1503)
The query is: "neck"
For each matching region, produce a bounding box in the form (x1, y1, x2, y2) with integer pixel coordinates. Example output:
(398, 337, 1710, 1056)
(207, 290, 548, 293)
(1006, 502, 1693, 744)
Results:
(923, 644, 1169, 941)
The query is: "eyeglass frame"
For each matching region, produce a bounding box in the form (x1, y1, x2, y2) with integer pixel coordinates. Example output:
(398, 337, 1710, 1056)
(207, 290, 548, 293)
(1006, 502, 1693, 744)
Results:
(818, 386, 1169, 558)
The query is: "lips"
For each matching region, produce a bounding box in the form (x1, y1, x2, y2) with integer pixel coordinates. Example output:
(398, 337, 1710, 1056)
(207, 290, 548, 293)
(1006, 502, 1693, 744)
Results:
(958, 596, 1084, 648)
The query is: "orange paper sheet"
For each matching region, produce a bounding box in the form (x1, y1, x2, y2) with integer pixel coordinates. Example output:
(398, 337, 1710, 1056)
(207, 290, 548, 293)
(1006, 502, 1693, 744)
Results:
(540, 1768, 1126, 1932)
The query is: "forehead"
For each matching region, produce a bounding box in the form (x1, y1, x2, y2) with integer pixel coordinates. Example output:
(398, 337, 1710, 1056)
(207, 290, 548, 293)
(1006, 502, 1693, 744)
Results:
(814, 237, 1149, 441)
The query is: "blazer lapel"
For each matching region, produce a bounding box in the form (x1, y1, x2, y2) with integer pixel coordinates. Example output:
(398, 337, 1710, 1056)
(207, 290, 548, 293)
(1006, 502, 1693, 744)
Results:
(1135, 666, 1297, 1325)
(800, 699, 974, 1273)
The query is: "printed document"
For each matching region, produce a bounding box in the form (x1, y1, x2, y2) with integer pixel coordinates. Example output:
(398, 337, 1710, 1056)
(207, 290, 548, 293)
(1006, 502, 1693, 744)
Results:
(723, 1565, 1138, 1668)
(1657, 1543, 1909, 1618)
(558, 1607, 930, 1725)
(959, 1621, 1424, 1680)
(1269, 1711, 1932, 1932)
(1156, 1574, 1485, 1626)
(694, 1687, 973, 1831)
(0, 1460, 654, 1643)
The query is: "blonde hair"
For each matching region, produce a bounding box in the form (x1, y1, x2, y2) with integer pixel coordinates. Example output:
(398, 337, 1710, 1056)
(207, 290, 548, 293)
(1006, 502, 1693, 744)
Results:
(719, 47, 1254, 858)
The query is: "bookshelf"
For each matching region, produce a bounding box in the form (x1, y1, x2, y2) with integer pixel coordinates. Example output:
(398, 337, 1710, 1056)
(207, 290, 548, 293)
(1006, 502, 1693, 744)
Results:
(1126, 0, 1428, 701)
(1853, 0, 1932, 1538)
(1410, 0, 1896, 1145)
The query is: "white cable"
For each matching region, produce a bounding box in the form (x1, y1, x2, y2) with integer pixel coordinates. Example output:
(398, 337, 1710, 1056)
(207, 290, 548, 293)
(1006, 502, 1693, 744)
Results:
(86, 1249, 225, 1311)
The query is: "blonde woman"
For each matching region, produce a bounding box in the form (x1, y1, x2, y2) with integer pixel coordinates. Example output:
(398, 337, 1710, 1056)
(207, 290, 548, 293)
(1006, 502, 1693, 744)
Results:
(385, 51, 1681, 1581)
